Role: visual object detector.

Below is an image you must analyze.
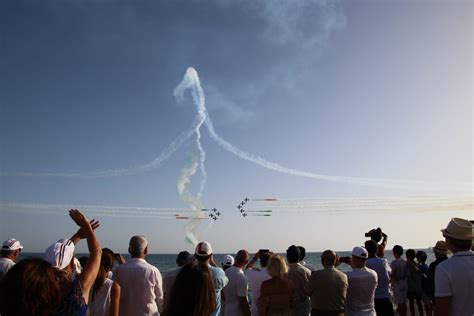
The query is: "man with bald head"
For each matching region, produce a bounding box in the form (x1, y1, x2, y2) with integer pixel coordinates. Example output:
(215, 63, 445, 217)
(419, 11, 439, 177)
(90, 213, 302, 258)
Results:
(113, 235, 163, 316)
(305, 250, 348, 316)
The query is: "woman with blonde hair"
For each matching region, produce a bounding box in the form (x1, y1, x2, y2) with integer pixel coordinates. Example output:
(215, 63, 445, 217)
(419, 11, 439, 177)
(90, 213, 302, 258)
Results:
(257, 254, 296, 316)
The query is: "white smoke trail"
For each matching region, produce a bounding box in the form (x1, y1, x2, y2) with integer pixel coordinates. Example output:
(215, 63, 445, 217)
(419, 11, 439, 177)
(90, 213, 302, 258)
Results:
(174, 67, 208, 199)
(0, 121, 198, 178)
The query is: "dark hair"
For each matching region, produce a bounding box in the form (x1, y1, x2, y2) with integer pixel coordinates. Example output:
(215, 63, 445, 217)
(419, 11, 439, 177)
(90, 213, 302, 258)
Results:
(91, 248, 115, 301)
(260, 252, 271, 267)
(364, 240, 378, 255)
(297, 246, 306, 261)
(392, 245, 404, 256)
(406, 249, 416, 259)
(78, 256, 89, 269)
(286, 245, 301, 263)
(167, 262, 216, 316)
(446, 236, 472, 252)
(195, 254, 210, 263)
(176, 251, 192, 266)
(415, 251, 427, 263)
(0, 257, 60, 316)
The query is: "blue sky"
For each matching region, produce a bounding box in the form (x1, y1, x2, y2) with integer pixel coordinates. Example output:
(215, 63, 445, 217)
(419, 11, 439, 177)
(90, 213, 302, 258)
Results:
(1, 0, 472, 254)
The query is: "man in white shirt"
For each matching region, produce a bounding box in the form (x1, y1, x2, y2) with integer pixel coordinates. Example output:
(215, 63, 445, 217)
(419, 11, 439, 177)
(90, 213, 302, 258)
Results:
(0, 238, 23, 281)
(113, 235, 163, 316)
(345, 246, 378, 316)
(245, 250, 272, 316)
(434, 217, 473, 316)
(224, 249, 251, 316)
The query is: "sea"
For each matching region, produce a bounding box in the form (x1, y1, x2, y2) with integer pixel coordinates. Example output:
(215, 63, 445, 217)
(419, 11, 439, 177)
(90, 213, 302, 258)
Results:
(20, 249, 436, 273)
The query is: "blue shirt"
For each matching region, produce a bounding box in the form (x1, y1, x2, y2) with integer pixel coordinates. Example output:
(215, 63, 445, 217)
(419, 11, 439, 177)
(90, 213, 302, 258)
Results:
(366, 257, 391, 299)
(209, 264, 229, 316)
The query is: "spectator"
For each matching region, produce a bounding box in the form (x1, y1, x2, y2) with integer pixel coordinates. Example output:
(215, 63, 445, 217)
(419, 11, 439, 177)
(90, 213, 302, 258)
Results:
(425, 241, 448, 301)
(224, 249, 251, 316)
(194, 241, 228, 316)
(406, 249, 423, 316)
(365, 240, 394, 316)
(390, 245, 407, 316)
(345, 247, 378, 316)
(113, 235, 163, 316)
(166, 261, 216, 316)
(286, 245, 311, 316)
(222, 254, 235, 271)
(305, 250, 348, 316)
(45, 209, 101, 316)
(0, 257, 60, 316)
(434, 218, 473, 316)
(0, 238, 23, 281)
(88, 248, 121, 316)
(258, 254, 296, 316)
(245, 250, 272, 316)
(416, 251, 431, 315)
(162, 251, 193, 314)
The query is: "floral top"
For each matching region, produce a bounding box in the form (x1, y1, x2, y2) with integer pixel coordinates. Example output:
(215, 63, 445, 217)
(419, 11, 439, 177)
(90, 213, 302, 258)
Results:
(53, 278, 88, 316)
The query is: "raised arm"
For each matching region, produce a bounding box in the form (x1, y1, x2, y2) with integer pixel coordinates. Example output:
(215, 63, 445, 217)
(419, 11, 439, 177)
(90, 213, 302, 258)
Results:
(69, 209, 102, 302)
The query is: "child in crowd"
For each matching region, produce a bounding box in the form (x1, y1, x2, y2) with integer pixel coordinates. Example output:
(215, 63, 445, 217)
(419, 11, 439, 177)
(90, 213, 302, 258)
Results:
(406, 249, 424, 316)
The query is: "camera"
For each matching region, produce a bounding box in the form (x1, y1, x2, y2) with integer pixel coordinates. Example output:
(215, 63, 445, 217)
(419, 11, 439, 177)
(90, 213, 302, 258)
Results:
(258, 249, 270, 254)
(365, 227, 383, 243)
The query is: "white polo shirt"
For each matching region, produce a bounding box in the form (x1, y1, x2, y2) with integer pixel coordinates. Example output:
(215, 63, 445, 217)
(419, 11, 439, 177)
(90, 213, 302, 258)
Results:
(435, 251, 474, 316)
(224, 266, 249, 316)
(345, 267, 378, 316)
(113, 258, 163, 316)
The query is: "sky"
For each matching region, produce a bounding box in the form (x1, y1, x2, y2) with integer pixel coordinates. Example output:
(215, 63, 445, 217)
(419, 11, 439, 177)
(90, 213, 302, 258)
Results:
(0, 0, 472, 254)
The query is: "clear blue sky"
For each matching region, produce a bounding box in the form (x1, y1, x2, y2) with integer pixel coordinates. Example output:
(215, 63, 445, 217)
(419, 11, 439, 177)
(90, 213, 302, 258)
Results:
(1, 0, 472, 254)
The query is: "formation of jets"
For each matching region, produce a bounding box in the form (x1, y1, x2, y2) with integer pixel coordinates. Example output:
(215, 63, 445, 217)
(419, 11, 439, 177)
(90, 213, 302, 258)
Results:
(208, 208, 220, 221)
(237, 197, 250, 218)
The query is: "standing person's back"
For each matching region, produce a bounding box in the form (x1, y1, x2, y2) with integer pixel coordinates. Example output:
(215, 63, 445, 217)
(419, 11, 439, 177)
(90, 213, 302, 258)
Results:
(390, 245, 407, 316)
(304, 250, 348, 316)
(244, 251, 272, 316)
(286, 245, 311, 316)
(434, 218, 474, 316)
(345, 247, 378, 316)
(0, 239, 23, 281)
(365, 240, 394, 316)
(113, 236, 163, 316)
(224, 250, 251, 316)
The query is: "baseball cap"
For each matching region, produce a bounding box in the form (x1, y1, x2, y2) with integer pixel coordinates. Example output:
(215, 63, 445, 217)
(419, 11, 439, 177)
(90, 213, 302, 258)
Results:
(45, 239, 75, 270)
(222, 254, 234, 267)
(2, 238, 23, 251)
(352, 246, 368, 259)
(195, 241, 213, 257)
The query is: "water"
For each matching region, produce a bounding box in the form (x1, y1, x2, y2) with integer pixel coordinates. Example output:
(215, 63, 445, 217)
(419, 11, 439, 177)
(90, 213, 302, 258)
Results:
(20, 249, 436, 274)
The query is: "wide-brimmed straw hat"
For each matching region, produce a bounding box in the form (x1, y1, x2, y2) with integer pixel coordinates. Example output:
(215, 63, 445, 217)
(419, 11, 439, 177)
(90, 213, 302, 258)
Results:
(432, 241, 449, 255)
(441, 218, 473, 241)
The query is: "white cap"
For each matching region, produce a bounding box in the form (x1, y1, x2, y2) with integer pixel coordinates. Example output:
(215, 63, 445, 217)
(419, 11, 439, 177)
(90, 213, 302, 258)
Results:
(2, 238, 23, 251)
(45, 239, 75, 270)
(222, 254, 234, 266)
(195, 241, 213, 257)
(352, 246, 368, 259)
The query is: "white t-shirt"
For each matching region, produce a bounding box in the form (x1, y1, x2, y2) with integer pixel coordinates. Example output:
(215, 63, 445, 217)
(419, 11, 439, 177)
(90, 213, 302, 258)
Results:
(224, 266, 249, 316)
(366, 257, 391, 299)
(245, 267, 271, 316)
(113, 258, 163, 316)
(435, 251, 474, 316)
(0, 257, 15, 280)
(345, 267, 378, 316)
(89, 278, 114, 316)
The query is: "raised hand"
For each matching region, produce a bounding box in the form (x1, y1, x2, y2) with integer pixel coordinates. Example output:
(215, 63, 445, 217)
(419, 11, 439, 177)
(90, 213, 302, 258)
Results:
(69, 209, 100, 243)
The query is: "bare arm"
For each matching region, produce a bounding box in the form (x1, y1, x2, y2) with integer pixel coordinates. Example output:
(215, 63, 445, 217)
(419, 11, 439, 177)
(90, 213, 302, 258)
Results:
(109, 282, 121, 316)
(69, 209, 102, 302)
(433, 297, 451, 316)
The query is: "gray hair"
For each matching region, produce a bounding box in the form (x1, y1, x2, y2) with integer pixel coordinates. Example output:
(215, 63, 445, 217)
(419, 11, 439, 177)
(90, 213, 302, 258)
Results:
(129, 235, 148, 257)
